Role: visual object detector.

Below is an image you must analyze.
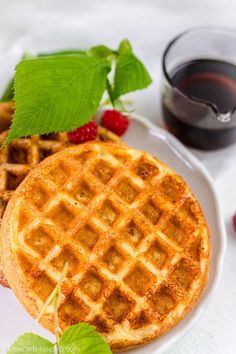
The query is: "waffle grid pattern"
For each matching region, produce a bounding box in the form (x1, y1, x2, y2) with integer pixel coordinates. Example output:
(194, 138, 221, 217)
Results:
(0, 132, 69, 219)
(0, 128, 122, 222)
(9, 143, 208, 346)
(0, 128, 122, 288)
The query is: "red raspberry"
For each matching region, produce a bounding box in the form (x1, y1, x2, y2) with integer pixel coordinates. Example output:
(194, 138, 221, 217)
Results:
(68, 120, 98, 144)
(101, 109, 129, 136)
(233, 213, 236, 232)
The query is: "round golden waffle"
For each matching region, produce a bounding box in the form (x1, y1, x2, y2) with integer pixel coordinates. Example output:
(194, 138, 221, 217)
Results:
(0, 142, 210, 351)
(0, 126, 122, 288)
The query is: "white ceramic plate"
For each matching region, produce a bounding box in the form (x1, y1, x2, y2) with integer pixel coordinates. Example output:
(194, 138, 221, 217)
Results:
(0, 28, 226, 353)
(0, 113, 226, 354)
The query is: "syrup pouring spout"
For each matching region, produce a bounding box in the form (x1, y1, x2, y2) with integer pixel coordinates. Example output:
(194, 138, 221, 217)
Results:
(217, 104, 236, 123)
(217, 112, 232, 123)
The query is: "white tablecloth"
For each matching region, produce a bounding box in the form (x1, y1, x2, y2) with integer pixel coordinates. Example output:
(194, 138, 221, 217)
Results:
(0, 1, 235, 353)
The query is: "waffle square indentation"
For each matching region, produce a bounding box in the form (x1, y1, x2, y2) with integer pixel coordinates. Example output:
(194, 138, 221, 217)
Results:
(59, 295, 90, 325)
(47, 202, 77, 231)
(8, 145, 28, 164)
(141, 200, 163, 225)
(33, 272, 56, 301)
(99, 200, 119, 226)
(91, 315, 112, 333)
(130, 311, 150, 329)
(149, 284, 177, 317)
(102, 246, 124, 272)
(39, 148, 53, 161)
(146, 240, 168, 269)
(73, 225, 99, 250)
(115, 178, 139, 204)
(75, 181, 93, 205)
(170, 259, 198, 290)
(124, 264, 155, 296)
(94, 160, 115, 184)
(104, 289, 132, 322)
(50, 246, 79, 276)
(6, 171, 27, 190)
(123, 219, 145, 246)
(25, 226, 54, 256)
(162, 215, 190, 246)
(135, 158, 159, 181)
(157, 176, 185, 204)
(80, 270, 104, 301)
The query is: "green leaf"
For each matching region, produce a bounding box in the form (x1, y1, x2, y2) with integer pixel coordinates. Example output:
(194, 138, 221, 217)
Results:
(1, 53, 32, 103)
(39, 49, 87, 57)
(113, 40, 152, 100)
(3, 40, 152, 146)
(118, 38, 133, 55)
(0, 78, 14, 102)
(0, 51, 86, 103)
(88, 45, 117, 59)
(6, 54, 111, 144)
(59, 323, 112, 354)
(106, 78, 115, 106)
(7, 333, 54, 354)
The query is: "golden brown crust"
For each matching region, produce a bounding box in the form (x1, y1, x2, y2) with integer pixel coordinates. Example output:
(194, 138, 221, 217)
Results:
(0, 126, 122, 288)
(0, 142, 210, 351)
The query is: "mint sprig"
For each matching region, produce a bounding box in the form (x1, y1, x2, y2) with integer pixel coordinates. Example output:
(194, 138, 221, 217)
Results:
(60, 323, 111, 354)
(8, 333, 54, 354)
(7, 263, 112, 354)
(4, 39, 152, 145)
(113, 39, 152, 99)
(8, 324, 112, 354)
(6, 55, 111, 144)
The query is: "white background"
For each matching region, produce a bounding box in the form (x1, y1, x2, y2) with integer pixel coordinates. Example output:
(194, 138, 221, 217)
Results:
(0, 1, 236, 353)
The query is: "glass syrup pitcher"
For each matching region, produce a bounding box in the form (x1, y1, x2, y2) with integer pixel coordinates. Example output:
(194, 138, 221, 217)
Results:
(162, 27, 236, 150)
